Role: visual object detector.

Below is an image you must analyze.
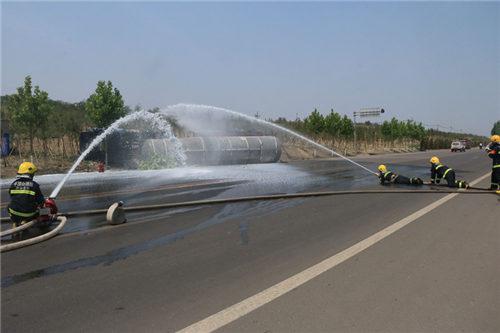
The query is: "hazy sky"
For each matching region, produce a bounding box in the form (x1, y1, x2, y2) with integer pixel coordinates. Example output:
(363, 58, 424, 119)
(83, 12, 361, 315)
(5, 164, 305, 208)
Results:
(2, 1, 499, 135)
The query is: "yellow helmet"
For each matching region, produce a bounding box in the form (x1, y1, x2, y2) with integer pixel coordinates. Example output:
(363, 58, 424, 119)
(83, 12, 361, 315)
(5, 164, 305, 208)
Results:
(378, 164, 387, 173)
(491, 134, 500, 143)
(17, 162, 37, 175)
(430, 156, 440, 164)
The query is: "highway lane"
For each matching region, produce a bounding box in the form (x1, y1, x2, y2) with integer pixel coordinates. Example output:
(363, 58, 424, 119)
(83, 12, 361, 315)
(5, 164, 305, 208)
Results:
(220, 176, 499, 333)
(1, 148, 497, 332)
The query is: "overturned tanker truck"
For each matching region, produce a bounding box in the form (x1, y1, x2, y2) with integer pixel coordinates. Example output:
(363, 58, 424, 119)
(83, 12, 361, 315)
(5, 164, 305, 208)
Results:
(80, 130, 281, 167)
(144, 136, 281, 165)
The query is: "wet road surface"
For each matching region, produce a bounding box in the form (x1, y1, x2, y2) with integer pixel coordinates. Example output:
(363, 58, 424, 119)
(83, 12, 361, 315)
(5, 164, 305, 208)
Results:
(1, 148, 498, 332)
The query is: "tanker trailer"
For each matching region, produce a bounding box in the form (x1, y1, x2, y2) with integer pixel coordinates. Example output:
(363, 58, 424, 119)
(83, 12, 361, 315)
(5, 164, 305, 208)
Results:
(142, 136, 281, 165)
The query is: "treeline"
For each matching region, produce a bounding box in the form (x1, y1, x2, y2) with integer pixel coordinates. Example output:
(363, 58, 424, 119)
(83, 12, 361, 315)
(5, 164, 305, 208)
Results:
(273, 108, 488, 151)
(1, 92, 87, 158)
(0, 76, 127, 158)
(1, 75, 493, 160)
(421, 130, 486, 150)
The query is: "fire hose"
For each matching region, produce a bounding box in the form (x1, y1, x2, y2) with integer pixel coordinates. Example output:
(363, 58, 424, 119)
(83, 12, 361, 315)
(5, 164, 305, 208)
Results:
(61, 188, 495, 217)
(0, 216, 67, 252)
(1, 188, 494, 221)
(0, 188, 496, 252)
(0, 220, 36, 237)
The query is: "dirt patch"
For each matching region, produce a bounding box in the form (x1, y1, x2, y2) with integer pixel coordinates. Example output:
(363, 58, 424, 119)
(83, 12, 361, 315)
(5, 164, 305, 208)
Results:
(1, 155, 98, 179)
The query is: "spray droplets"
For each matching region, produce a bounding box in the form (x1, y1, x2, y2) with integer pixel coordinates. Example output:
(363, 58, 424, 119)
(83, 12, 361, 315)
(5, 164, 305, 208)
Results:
(161, 104, 377, 176)
(51, 104, 375, 199)
(50, 111, 186, 198)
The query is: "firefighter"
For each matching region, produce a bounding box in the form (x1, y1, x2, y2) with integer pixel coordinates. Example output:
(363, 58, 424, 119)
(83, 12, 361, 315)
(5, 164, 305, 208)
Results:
(8, 162, 45, 228)
(486, 134, 500, 190)
(378, 164, 423, 185)
(429, 156, 468, 188)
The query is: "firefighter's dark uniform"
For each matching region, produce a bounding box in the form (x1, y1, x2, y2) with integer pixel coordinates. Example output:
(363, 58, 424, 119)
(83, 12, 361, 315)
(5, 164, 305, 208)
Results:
(379, 171, 423, 185)
(8, 174, 45, 225)
(430, 163, 468, 188)
(487, 142, 500, 190)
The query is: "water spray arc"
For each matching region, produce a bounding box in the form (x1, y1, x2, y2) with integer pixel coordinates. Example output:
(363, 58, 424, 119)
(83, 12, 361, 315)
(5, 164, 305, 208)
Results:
(162, 104, 377, 176)
(50, 110, 186, 198)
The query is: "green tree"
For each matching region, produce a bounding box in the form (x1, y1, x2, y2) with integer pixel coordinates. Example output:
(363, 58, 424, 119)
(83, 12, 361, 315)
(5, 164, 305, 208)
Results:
(390, 118, 402, 140)
(47, 100, 87, 156)
(304, 108, 325, 134)
(381, 120, 392, 140)
(7, 76, 52, 154)
(324, 109, 342, 138)
(339, 115, 354, 139)
(491, 121, 500, 135)
(85, 80, 125, 128)
(405, 120, 425, 141)
(381, 117, 406, 141)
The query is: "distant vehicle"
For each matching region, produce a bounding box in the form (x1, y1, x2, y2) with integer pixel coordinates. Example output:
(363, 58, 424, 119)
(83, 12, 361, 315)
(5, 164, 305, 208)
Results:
(451, 141, 466, 152)
(460, 139, 471, 149)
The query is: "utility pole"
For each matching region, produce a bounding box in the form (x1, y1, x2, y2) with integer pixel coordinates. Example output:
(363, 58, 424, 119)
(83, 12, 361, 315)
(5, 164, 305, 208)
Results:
(353, 113, 357, 151)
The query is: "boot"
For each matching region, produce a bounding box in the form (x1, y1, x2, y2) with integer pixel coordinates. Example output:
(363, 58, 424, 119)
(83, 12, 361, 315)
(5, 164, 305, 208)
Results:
(411, 177, 423, 185)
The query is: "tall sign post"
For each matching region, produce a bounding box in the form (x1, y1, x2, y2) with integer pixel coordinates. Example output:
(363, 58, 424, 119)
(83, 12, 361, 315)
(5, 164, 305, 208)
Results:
(353, 108, 385, 153)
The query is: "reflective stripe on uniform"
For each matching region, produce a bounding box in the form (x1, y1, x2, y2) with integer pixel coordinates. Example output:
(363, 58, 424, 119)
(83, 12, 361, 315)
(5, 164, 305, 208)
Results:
(383, 171, 391, 178)
(443, 168, 453, 178)
(9, 189, 36, 196)
(434, 165, 443, 181)
(8, 207, 37, 217)
(493, 164, 500, 169)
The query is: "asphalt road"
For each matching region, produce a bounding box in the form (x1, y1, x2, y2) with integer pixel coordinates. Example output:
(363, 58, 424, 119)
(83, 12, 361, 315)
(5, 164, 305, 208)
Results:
(1, 149, 498, 332)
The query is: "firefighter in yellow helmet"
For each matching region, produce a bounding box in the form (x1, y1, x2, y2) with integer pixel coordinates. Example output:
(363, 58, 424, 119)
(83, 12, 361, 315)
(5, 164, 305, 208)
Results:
(377, 164, 423, 185)
(429, 156, 468, 188)
(8, 162, 45, 227)
(485, 134, 500, 190)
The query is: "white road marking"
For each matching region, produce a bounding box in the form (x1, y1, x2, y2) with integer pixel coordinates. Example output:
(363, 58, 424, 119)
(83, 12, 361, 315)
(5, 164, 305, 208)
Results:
(177, 172, 491, 333)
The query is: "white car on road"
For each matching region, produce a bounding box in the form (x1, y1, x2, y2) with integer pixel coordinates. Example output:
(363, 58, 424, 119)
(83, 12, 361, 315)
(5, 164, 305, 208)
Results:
(451, 141, 466, 152)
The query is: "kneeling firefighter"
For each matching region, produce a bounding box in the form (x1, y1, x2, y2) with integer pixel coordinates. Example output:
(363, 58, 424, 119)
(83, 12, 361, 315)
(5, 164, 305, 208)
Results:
(429, 156, 468, 188)
(378, 165, 423, 185)
(486, 134, 500, 190)
(8, 162, 56, 228)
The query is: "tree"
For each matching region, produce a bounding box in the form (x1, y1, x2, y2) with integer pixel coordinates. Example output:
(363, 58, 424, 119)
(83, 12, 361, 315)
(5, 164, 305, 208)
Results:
(7, 76, 52, 154)
(324, 109, 342, 138)
(491, 121, 500, 135)
(339, 115, 354, 139)
(85, 81, 125, 128)
(381, 120, 392, 140)
(381, 117, 408, 142)
(304, 108, 325, 134)
(405, 120, 425, 141)
(47, 100, 87, 156)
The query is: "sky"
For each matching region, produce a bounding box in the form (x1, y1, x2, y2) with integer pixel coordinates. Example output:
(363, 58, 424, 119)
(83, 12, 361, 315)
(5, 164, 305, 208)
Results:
(1, 1, 499, 135)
